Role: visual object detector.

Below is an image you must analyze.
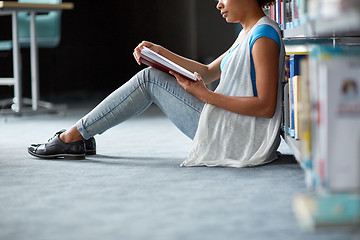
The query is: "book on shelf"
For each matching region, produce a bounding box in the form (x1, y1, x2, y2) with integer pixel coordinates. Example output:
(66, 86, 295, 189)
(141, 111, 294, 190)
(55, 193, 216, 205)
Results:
(291, 0, 300, 26)
(308, 47, 334, 190)
(274, 0, 360, 30)
(275, 0, 283, 29)
(273, 0, 296, 29)
(288, 54, 307, 138)
(297, 0, 308, 24)
(292, 75, 300, 140)
(283, 82, 290, 134)
(317, 56, 360, 193)
(284, 54, 291, 135)
(307, 0, 320, 21)
(285, 0, 293, 29)
(298, 57, 313, 187)
(140, 47, 197, 81)
(319, 0, 360, 18)
(292, 47, 360, 193)
(307, 46, 360, 193)
(269, 4, 276, 21)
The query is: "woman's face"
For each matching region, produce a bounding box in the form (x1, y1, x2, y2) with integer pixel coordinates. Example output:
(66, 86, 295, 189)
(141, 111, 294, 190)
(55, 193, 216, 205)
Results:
(216, 0, 243, 23)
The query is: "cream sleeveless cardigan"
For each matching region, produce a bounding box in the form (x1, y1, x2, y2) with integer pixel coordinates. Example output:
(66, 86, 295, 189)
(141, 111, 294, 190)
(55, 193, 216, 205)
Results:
(181, 16, 285, 168)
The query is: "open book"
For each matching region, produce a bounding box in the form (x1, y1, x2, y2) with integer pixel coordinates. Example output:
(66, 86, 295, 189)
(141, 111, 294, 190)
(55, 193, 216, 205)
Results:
(140, 47, 197, 81)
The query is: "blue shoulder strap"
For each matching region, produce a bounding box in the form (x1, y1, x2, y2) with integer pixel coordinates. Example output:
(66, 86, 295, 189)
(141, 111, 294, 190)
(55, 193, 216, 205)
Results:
(249, 25, 281, 97)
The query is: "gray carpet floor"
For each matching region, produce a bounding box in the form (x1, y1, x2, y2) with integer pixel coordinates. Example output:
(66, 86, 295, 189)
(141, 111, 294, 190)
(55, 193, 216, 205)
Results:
(0, 101, 357, 240)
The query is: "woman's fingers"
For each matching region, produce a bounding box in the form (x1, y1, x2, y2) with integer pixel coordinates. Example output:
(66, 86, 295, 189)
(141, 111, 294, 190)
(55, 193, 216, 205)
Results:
(169, 71, 182, 84)
(133, 41, 156, 65)
(169, 71, 183, 82)
(133, 46, 141, 65)
(194, 72, 202, 81)
(134, 42, 145, 64)
(169, 71, 193, 91)
(169, 70, 209, 103)
(133, 51, 140, 65)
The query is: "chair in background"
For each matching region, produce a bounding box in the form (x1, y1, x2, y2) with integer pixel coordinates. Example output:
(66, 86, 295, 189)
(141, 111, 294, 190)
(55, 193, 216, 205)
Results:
(0, 0, 64, 114)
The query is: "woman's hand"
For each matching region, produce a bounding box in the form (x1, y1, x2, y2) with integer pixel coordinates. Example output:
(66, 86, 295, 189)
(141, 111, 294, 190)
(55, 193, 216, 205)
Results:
(133, 41, 162, 65)
(169, 71, 211, 103)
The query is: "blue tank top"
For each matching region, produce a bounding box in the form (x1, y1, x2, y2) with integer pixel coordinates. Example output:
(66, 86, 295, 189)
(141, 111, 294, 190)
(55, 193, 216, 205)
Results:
(220, 24, 281, 97)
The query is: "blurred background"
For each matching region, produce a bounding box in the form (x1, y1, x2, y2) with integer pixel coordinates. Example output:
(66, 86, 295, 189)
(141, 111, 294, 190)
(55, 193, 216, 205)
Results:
(0, 0, 237, 103)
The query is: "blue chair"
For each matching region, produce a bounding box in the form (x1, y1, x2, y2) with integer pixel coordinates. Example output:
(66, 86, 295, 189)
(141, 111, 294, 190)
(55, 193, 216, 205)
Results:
(0, 0, 63, 113)
(0, 0, 61, 50)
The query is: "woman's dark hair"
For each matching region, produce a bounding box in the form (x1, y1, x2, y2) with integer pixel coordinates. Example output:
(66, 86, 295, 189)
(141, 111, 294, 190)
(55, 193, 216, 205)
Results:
(257, 0, 275, 8)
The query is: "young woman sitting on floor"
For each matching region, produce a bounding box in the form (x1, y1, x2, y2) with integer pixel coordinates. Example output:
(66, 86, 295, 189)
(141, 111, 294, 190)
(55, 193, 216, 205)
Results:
(28, 0, 285, 168)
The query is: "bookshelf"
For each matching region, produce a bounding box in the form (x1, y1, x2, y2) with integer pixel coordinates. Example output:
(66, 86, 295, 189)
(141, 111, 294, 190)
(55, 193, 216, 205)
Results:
(280, 8, 360, 165)
(273, 0, 360, 231)
(283, 10, 360, 38)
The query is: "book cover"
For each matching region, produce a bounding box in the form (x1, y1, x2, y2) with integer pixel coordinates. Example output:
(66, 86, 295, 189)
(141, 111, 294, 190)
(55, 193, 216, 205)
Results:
(280, 0, 284, 29)
(293, 75, 301, 140)
(285, 0, 293, 29)
(289, 54, 307, 138)
(140, 47, 197, 81)
(309, 46, 353, 191)
(298, 0, 308, 24)
(270, 5, 275, 21)
(276, 0, 282, 28)
(290, 54, 307, 78)
(307, 0, 320, 21)
(318, 56, 360, 193)
(308, 47, 345, 190)
(289, 76, 294, 136)
(298, 57, 313, 187)
(283, 82, 290, 133)
(292, 0, 300, 26)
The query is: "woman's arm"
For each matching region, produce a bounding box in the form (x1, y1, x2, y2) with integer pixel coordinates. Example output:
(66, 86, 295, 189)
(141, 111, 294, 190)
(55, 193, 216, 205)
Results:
(171, 37, 279, 118)
(133, 41, 226, 84)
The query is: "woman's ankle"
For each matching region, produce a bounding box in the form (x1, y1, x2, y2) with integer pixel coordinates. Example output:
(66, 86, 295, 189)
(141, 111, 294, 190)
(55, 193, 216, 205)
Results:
(59, 127, 84, 143)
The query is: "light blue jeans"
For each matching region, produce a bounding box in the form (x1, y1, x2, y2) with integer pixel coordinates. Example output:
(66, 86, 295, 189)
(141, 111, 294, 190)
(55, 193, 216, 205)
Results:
(76, 67, 205, 140)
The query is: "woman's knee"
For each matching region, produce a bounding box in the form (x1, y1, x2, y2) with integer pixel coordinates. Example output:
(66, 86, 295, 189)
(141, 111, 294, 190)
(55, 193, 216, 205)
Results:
(135, 67, 172, 86)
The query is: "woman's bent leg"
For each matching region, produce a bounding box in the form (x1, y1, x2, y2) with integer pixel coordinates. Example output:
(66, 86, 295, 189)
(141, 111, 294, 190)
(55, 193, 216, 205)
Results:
(76, 67, 204, 140)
